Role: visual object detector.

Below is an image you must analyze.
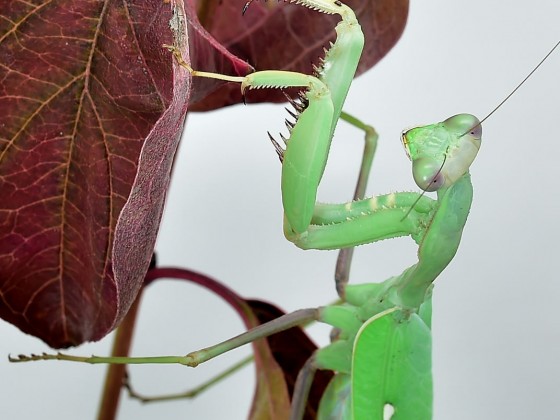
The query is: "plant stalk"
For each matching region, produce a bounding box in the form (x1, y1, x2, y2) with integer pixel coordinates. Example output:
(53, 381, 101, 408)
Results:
(97, 288, 144, 420)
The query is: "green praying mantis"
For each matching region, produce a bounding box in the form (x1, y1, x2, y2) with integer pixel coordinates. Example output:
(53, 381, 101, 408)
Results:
(158, 2, 480, 417)
(6, 0, 560, 418)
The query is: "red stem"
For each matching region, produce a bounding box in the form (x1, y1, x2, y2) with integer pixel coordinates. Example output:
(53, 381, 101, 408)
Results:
(96, 288, 144, 420)
(145, 267, 255, 329)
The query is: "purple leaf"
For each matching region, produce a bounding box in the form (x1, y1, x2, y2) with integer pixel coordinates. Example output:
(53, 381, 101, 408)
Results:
(0, 0, 251, 348)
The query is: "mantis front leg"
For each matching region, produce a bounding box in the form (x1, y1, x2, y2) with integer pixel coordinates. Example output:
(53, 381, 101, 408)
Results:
(169, 0, 481, 260)
(167, 0, 366, 238)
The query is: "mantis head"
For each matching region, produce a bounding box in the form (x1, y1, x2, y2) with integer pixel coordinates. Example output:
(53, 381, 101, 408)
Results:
(402, 114, 481, 192)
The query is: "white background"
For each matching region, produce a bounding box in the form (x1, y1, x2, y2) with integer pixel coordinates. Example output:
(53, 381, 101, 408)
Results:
(2, 0, 560, 419)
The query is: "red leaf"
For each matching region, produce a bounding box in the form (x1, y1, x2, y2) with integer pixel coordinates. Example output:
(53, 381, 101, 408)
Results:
(0, 0, 250, 348)
(191, 0, 409, 110)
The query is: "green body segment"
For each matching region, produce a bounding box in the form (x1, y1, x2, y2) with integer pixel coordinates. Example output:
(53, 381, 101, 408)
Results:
(284, 192, 436, 250)
(391, 173, 473, 308)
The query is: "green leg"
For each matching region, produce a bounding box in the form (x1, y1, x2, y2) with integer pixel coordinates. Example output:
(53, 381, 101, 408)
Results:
(284, 194, 435, 250)
(10, 308, 321, 366)
(123, 356, 253, 403)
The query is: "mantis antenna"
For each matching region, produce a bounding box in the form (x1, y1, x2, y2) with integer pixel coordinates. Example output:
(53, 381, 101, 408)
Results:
(461, 38, 560, 137)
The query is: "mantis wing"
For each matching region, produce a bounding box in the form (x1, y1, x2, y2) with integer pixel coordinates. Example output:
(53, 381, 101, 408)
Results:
(352, 308, 433, 420)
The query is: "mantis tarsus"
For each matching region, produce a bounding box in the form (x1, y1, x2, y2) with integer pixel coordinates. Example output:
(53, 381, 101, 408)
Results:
(5, 0, 560, 418)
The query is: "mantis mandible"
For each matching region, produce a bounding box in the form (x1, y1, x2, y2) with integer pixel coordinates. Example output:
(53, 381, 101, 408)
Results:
(7, 0, 560, 418)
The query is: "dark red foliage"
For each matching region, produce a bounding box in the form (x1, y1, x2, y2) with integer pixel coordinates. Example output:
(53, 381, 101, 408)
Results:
(0, 0, 250, 348)
(191, 0, 409, 110)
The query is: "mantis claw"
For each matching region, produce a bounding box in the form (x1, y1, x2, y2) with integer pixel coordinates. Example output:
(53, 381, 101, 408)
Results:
(162, 44, 193, 73)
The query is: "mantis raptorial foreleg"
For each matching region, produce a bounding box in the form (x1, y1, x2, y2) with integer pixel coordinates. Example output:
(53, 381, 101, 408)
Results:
(167, 0, 368, 241)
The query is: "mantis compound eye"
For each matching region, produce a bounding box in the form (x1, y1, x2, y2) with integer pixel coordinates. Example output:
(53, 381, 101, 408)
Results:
(412, 157, 446, 192)
(443, 114, 482, 139)
(468, 122, 482, 139)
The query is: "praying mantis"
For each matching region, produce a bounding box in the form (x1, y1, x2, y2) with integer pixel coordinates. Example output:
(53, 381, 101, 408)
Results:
(4, 0, 560, 420)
